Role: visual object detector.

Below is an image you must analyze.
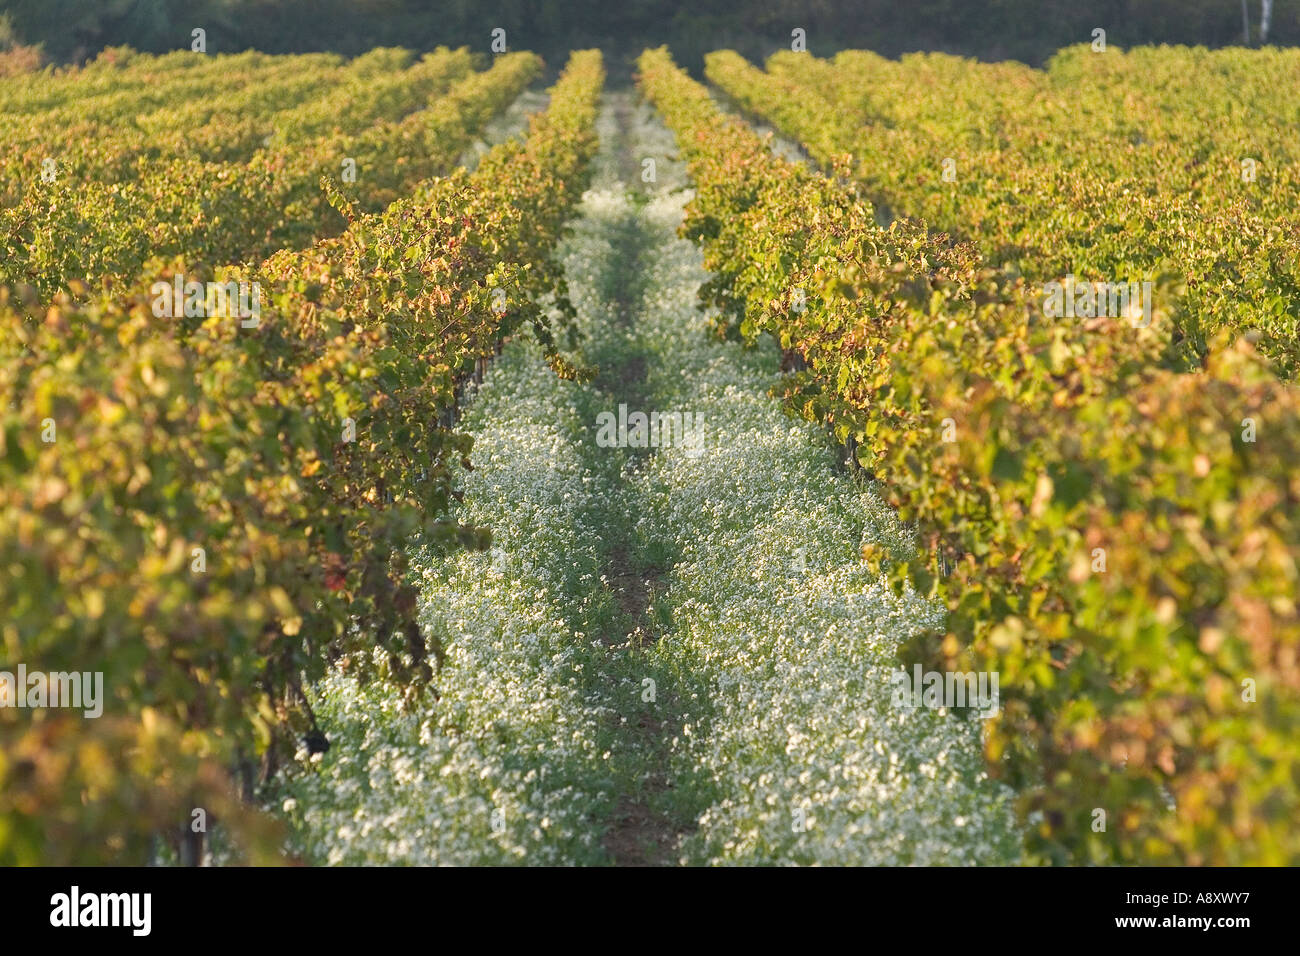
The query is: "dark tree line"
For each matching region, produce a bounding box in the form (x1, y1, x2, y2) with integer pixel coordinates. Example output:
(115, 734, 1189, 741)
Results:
(2, 0, 1296, 71)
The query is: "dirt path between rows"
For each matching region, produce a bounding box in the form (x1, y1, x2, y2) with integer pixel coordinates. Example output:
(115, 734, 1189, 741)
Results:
(594, 92, 694, 866)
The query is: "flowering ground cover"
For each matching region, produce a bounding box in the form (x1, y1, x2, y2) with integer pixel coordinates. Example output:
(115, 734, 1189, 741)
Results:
(271, 93, 1021, 865)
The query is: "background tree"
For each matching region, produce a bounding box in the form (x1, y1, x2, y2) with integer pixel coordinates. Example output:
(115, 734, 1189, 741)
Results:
(0, 1, 1295, 68)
